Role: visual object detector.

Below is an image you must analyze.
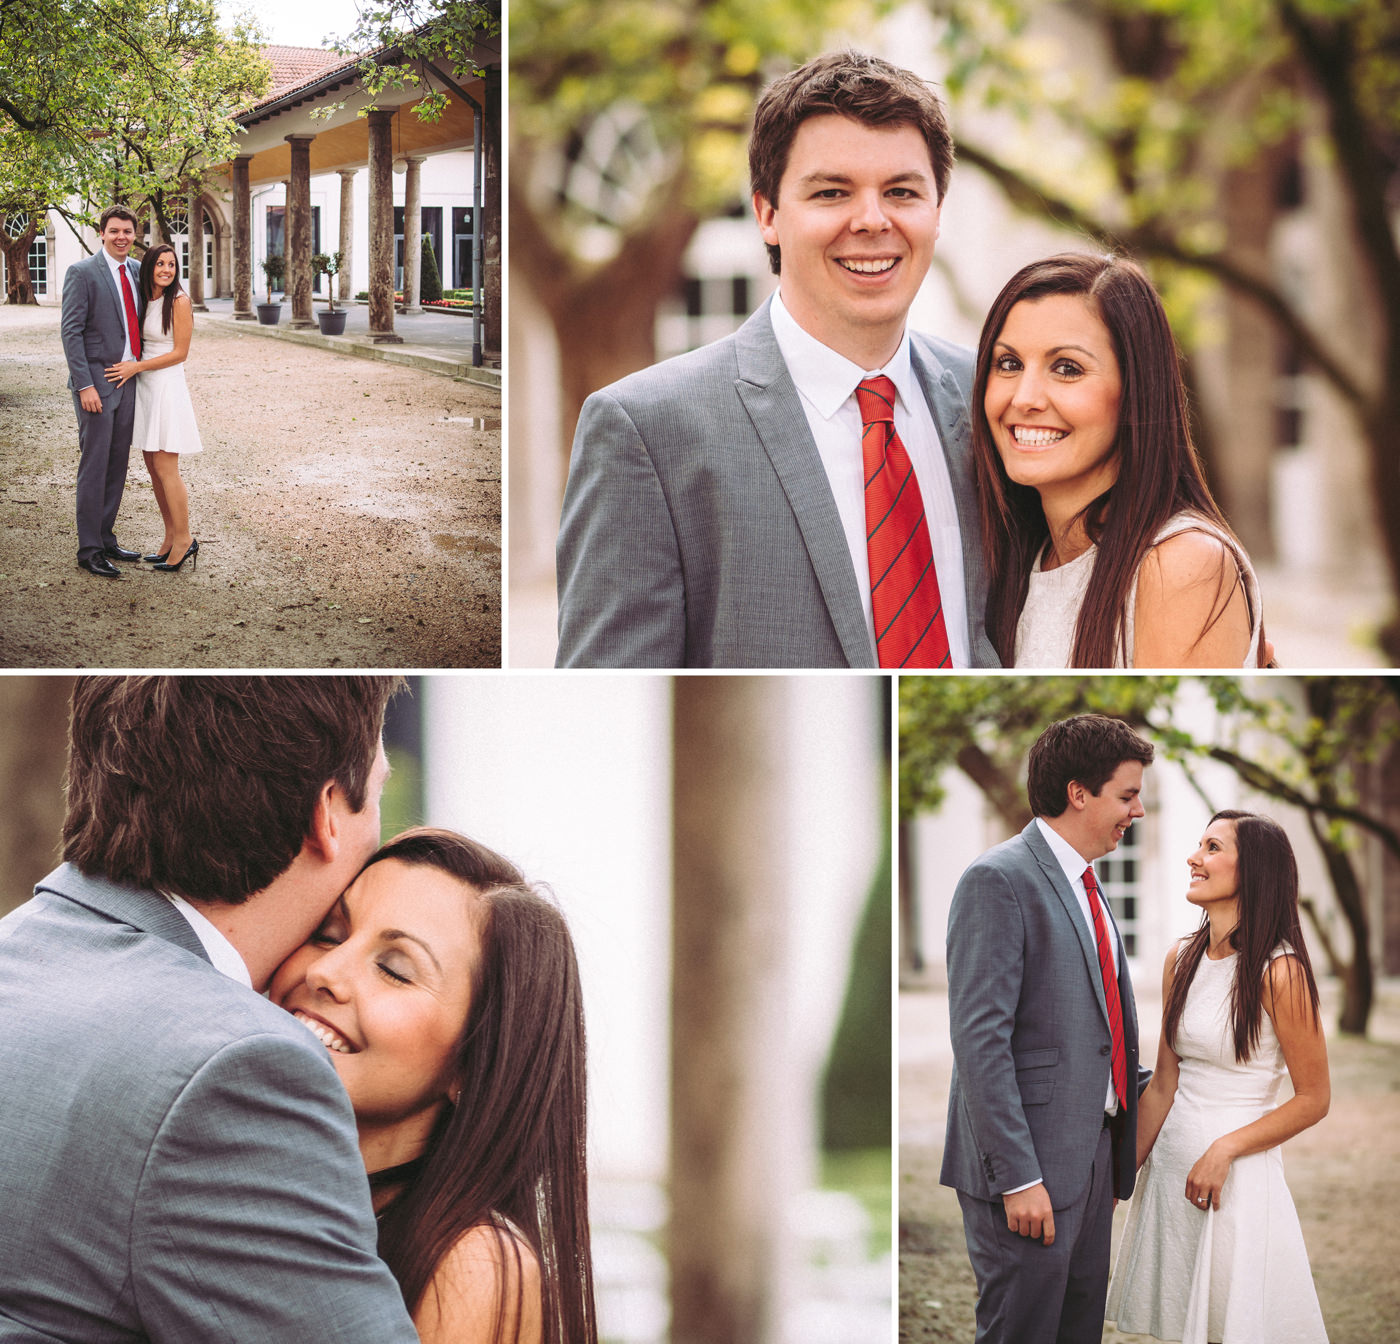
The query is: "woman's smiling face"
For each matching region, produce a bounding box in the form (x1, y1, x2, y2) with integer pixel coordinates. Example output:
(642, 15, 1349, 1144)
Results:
(984, 292, 1123, 511)
(270, 858, 481, 1133)
(152, 250, 177, 288)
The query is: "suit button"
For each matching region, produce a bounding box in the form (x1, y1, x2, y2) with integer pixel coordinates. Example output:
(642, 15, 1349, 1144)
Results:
(1099, 1045, 1110, 1056)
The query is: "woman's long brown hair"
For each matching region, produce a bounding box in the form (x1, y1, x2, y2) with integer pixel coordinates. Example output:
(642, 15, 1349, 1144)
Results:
(368, 828, 597, 1344)
(971, 252, 1250, 667)
(137, 243, 183, 336)
(1162, 811, 1321, 1064)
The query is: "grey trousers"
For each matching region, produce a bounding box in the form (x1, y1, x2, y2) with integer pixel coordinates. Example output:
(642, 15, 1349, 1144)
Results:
(72, 378, 135, 561)
(958, 1123, 1115, 1344)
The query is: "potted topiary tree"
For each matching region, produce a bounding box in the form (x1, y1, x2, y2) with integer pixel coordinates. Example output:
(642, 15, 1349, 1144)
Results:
(257, 252, 285, 324)
(311, 250, 346, 334)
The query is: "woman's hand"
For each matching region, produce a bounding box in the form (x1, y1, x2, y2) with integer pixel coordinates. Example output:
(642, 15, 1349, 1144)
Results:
(1184, 1139, 1233, 1211)
(105, 360, 141, 386)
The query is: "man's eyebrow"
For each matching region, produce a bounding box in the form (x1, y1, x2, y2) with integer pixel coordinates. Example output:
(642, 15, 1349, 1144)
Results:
(794, 169, 932, 188)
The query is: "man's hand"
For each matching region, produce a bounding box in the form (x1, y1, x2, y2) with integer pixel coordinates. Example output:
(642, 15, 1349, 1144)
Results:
(78, 385, 103, 414)
(1002, 1182, 1055, 1245)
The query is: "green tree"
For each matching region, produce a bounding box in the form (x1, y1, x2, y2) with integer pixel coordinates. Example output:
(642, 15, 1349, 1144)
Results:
(0, 0, 269, 294)
(899, 675, 1400, 1034)
(930, 0, 1400, 653)
(420, 233, 443, 301)
(510, 0, 884, 459)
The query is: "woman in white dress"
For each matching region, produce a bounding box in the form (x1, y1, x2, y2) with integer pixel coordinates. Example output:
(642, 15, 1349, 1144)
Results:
(104, 242, 201, 573)
(1107, 810, 1329, 1343)
(269, 827, 597, 1344)
(970, 253, 1264, 668)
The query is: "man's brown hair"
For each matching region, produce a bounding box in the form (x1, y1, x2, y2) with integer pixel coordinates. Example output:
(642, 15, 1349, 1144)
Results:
(1026, 714, 1154, 819)
(98, 204, 139, 233)
(748, 50, 954, 275)
(63, 676, 403, 903)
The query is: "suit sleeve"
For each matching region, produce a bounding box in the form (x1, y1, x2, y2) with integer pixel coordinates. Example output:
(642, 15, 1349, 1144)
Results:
(946, 864, 1042, 1194)
(60, 262, 96, 393)
(131, 1032, 419, 1342)
(555, 389, 687, 668)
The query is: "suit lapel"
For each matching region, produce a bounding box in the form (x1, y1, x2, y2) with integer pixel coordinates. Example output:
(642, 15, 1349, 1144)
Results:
(1023, 822, 1117, 1033)
(732, 302, 874, 667)
(909, 335, 997, 668)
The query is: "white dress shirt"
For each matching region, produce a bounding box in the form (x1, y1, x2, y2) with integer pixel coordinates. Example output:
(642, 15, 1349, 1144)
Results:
(768, 293, 971, 667)
(1035, 816, 1121, 1115)
(102, 248, 138, 366)
(165, 892, 253, 988)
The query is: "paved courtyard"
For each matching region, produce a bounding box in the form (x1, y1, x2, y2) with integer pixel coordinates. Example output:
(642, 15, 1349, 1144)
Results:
(0, 304, 501, 668)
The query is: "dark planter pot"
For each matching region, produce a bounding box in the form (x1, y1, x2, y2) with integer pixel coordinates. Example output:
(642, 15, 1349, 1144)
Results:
(256, 303, 282, 326)
(316, 309, 348, 336)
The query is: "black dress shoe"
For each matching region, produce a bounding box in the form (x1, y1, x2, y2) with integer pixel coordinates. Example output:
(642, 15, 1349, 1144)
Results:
(78, 555, 122, 578)
(142, 550, 170, 564)
(103, 545, 141, 562)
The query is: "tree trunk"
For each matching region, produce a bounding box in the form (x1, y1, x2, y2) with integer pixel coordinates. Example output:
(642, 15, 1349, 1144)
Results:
(1307, 813, 1373, 1034)
(508, 165, 700, 464)
(2, 220, 39, 305)
(0, 678, 73, 916)
(671, 678, 790, 1344)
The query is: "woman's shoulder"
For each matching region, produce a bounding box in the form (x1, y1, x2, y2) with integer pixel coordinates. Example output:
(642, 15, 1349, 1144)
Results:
(1142, 515, 1241, 582)
(415, 1219, 542, 1342)
(171, 290, 192, 307)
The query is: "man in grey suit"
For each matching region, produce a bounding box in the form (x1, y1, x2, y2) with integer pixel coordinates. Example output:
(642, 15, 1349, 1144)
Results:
(60, 204, 146, 579)
(556, 51, 998, 668)
(941, 714, 1155, 1344)
(0, 677, 420, 1341)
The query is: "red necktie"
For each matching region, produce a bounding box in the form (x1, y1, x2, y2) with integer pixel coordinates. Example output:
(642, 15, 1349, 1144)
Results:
(1083, 865, 1127, 1108)
(856, 377, 950, 668)
(119, 263, 141, 359)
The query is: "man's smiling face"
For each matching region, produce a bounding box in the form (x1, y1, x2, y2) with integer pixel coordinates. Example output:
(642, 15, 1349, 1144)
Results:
(753, 113, 942, 369)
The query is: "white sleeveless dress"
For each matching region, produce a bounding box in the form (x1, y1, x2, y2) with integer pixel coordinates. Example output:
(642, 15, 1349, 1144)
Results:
(132, 302, 203, 454)
(1013, 512, 1261, 667)
(1106, 947, 1327, 1343)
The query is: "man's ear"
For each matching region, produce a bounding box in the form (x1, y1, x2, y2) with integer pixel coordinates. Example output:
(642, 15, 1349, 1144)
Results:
(305, 779, 341, 863)
(1065, 780, 1089, 813)
(753, 190, 778, 246)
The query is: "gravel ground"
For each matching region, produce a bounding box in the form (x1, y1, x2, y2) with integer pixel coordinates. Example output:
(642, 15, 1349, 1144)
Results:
(899, 976, 1400, 1343)
(0, 305, 500, 668)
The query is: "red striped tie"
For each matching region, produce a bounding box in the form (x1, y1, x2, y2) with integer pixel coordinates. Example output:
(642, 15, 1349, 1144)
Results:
(856, 377, 949, 668)
(119, 263, 141, 359)
(1083, 865, 1126, 1108)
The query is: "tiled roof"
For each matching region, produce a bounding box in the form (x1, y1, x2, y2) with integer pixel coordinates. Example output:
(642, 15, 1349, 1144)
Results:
(262, 46, 354, 100)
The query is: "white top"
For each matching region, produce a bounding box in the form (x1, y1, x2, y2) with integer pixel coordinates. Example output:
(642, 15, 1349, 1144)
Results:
(1035, 816, 1121, 1115)
(1014, 511, 1263, 668)
(165, 892, 253, 988)
(769, 293, 970, 667)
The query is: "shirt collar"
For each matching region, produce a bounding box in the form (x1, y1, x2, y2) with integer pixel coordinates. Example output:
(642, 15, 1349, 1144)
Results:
(770, 291, 917, 421)
(1034, 816, 1094, 886)
(163, 892, 254, 988)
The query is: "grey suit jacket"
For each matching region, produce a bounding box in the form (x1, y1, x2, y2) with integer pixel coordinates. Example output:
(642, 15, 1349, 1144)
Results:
(60, 251, 143, 402)
(0, 865, 418, 1343)
(555, 298, 1000, 668)
(940, 822, 1148, 1209)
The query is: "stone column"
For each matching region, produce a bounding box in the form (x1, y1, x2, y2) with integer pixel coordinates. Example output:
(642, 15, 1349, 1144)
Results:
(484, 61, 501, 359)
(402, 154, 425, 315)
(186, 189, 207, 310)
(366, 109, 401, 343)
(286, 134, 315, 328)
(337, 169, 356, 304)
(232, 155, 254, 319)
(671, 679, 791, 1344)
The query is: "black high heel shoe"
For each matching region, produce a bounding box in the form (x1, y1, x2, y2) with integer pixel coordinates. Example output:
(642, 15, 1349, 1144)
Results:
(143, 549, 170, 564)
(153, 538, 198, 573)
